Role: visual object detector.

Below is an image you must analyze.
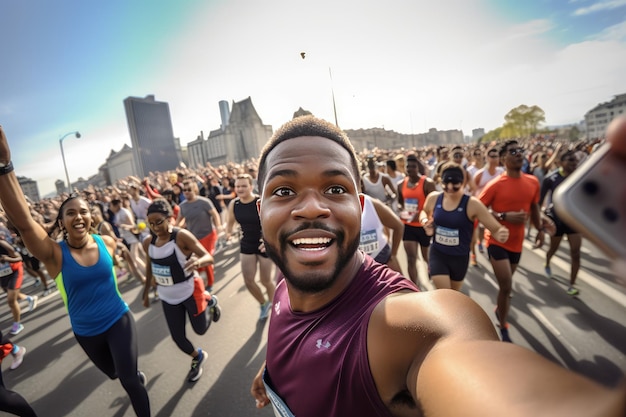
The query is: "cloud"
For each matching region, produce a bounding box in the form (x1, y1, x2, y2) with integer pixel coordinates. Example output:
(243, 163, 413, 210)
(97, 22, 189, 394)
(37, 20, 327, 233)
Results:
(573, 0, 626, 16)
(592, 20, 626, 41)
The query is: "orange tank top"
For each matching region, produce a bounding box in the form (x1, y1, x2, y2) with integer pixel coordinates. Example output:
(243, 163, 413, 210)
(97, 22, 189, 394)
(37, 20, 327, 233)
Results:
(400, 176, 426, 227)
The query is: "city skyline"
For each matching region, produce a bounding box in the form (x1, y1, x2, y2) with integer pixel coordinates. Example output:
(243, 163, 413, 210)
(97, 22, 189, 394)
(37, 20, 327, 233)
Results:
(2, 0, 625, 196)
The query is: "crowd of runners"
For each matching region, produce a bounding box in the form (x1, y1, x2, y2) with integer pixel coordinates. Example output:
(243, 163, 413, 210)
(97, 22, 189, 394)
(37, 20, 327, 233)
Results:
(0, 119, 621, 416)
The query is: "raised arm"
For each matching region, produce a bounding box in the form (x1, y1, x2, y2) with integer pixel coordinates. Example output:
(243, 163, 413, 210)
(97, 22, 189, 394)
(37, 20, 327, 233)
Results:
(0, 126, 60, 269)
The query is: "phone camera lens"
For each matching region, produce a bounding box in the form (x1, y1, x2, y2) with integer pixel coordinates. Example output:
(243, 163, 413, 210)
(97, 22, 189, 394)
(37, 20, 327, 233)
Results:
(602, 207, 619, 223)
(582, 180, 599, 195)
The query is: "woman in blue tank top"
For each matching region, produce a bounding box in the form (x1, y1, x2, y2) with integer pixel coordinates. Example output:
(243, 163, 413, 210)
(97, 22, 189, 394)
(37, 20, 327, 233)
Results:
(0, 175, 150, 417)
(419, 163, 509, 290)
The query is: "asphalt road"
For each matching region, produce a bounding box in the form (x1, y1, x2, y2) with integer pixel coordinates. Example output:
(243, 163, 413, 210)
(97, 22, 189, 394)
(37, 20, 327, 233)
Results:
(1, 234, 624, 416)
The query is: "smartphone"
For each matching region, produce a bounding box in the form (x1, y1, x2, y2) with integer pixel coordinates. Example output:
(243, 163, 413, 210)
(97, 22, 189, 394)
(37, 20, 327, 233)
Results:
(553, 144, 626, 259)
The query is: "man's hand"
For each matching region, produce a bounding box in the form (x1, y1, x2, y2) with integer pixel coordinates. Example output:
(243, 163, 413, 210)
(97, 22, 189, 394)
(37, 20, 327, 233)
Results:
(251, 368, 270, 409)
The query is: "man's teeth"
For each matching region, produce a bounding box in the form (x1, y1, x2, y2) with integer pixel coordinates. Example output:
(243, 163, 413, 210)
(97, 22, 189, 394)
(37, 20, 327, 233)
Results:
(292, 237, 331, 246)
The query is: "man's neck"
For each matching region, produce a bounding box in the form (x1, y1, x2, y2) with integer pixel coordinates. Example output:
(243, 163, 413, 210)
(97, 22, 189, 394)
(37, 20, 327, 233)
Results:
(506, 167, 522, 178)
(286, 251, 364, 313)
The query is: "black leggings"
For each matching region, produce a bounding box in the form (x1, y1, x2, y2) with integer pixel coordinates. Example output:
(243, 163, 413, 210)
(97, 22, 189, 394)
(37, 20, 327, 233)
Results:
(74, 311, 150, 417)
(161, 296, 212, 355)
(0, 370, 37, 417)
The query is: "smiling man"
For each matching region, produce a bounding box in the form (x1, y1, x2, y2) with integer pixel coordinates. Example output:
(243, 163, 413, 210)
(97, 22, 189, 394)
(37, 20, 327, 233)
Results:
(249, 116, 624, 417)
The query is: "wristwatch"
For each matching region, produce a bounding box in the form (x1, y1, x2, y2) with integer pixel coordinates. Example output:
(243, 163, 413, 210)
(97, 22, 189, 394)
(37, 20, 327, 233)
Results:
(498, 212, 506, 221)
(0, 160, 13, 176)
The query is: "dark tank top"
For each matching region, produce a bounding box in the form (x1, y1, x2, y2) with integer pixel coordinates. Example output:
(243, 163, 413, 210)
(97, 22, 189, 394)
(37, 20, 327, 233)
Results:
(265, 256, 418, 416)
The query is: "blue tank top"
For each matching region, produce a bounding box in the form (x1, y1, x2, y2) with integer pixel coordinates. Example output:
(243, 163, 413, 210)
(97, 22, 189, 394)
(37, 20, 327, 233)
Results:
(432, 193, 474, 256)
(56, 235, 129, 336)
(265, 256, 418, 417)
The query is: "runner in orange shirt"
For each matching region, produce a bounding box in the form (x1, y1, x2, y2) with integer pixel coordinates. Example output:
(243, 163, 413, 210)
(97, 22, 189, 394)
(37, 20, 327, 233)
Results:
(479, 140, 554, 343)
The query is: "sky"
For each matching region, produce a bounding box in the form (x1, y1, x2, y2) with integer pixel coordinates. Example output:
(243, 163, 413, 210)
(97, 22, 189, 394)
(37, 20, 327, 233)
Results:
(1, 0, 625, 196)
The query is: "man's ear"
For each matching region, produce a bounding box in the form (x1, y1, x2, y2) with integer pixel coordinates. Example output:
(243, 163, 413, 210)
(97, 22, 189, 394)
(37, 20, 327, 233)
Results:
(256, 198, 261, 215)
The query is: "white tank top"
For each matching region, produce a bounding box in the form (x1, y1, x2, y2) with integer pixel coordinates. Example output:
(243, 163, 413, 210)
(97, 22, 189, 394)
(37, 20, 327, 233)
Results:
(362, 173, 389, 202)
(475, 166, 504, 194)
(359, 195, 387, 259)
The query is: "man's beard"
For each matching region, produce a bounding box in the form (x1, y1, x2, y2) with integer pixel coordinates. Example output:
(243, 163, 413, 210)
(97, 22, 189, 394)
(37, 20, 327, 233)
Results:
(263, 221, 360, 294)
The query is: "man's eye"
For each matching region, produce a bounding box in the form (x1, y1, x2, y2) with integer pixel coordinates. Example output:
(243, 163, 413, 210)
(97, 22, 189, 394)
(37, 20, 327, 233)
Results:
(273, 187, 295, 197)
(326, 185, 346, 195)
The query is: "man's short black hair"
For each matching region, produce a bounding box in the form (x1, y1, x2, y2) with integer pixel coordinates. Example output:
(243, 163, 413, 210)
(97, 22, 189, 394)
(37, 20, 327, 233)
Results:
(499, 140, 519, 157)
(257, 116, 359, 191)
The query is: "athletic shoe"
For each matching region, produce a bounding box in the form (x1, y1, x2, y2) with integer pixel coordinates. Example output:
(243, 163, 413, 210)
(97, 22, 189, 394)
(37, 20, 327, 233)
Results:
(33, 278, 41, 287)
(208, 295, 221, 323)
(478, 242, 484, 253)
(500, 328, 512, 343)
(544, 265, 552, 279)
(27, 295, 38, 313)
(10, 346, 26, 370)
(259, 301, 272, 320)
(566, 287, 580, 296)
(470, 254, 478, 267)
(10, 323, 24, 335)
(188, 349, 207, 382)
(138, 371, 147, 386)
(43, 288, 53, 297)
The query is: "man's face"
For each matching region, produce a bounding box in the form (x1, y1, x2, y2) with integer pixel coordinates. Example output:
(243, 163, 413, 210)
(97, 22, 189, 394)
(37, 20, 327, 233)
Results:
(235, 178, 251, 197)
(406, 159, 420, 179)
(561, 155, 579, 174)
(258, 136, 361, 293)
(503, 143, 524, 170)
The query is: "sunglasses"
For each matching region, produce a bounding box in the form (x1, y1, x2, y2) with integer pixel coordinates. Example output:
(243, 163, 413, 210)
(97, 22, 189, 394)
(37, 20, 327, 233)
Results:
(507, 148, 524, 156)
(182, 188, 193, 192)
(473, 152, 482, 156)
(453, 153, 464, 158)
(488, 154, 498, 158)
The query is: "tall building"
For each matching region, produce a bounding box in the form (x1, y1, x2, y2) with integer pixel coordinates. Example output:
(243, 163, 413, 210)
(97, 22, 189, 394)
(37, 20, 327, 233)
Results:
(17, 176, 40, 203)
(187, 97, 273, 168)
(124, 95, 181, 177)
(585, 93, 626, 139)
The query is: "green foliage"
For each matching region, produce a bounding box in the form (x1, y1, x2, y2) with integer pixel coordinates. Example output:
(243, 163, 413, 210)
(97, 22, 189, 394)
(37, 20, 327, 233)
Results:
(483, 104, 546, 140)
(503, 105, 546, 137)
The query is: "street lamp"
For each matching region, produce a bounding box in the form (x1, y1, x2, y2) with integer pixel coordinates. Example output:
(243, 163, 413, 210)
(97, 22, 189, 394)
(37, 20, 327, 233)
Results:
(59, 131, 81, 193)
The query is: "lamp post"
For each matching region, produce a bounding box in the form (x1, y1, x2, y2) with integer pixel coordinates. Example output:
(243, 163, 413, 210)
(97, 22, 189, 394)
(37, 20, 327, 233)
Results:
(59, 131, 81, 193)
(328, 67, 339, 127)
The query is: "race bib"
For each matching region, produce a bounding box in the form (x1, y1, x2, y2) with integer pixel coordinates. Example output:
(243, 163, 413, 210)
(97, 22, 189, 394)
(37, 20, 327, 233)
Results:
(404, 198, 418, 215)
(152, 264, 174, 286)
(435, 226, 460, 246)
(0, 262, 13, 277)
(359, 229, 380, 255)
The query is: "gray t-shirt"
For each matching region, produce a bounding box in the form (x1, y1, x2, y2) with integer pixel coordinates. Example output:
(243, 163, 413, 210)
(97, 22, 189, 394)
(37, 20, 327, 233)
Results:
(179, 196, 216, 239)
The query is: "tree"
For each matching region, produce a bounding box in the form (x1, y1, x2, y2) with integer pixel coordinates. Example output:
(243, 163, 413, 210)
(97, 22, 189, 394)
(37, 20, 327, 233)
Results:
(503, 105, 546, 138)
